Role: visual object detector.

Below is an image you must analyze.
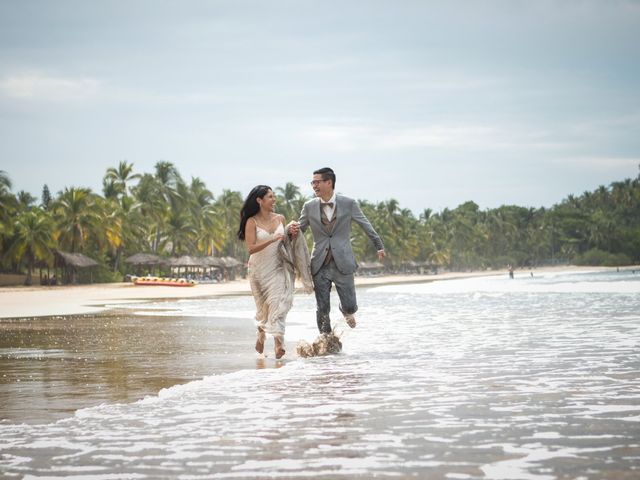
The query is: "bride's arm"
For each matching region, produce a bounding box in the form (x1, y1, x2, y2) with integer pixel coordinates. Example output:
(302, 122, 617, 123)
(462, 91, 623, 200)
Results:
(244, 217, 284, 255)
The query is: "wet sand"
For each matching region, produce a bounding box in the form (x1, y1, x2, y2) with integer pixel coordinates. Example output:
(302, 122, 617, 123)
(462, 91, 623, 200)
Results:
(0, 311, 263, 424)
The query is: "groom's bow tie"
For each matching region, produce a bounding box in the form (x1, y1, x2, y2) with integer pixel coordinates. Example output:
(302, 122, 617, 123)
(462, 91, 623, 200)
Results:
(323, 202, 334, 208)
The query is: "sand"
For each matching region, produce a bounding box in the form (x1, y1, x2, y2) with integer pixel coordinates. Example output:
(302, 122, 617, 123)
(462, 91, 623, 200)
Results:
(0, 265, 621, 319)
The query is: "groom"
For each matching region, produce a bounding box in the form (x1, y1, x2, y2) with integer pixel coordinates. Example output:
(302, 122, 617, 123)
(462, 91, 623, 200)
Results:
(290, 167, 385, 334)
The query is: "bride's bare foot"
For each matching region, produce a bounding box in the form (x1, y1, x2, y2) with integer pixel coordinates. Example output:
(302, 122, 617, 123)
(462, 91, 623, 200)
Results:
(274, 337, 286, 359)
(255, 329, 265, 354)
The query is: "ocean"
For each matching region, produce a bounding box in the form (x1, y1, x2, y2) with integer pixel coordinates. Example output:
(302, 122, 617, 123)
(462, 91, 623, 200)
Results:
(1, 269, 639, 479)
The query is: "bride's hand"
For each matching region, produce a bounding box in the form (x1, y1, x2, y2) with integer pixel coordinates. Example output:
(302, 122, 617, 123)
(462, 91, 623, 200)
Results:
(287, 221, 300, 237)
(273, 233, 285, 242)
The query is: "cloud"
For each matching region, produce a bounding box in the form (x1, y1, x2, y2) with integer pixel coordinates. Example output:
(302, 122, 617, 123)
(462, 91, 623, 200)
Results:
(552, 156, 640, 171)
(0, 73, 101, 102)
(295, 122, 571, 153)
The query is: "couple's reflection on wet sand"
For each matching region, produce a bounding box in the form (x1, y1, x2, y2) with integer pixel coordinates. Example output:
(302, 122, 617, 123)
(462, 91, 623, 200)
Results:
(0, 312, 259, 424)
(255, 357, 286, 369)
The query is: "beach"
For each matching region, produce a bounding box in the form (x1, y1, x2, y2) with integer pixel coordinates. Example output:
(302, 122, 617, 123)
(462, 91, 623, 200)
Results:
(1, 267, 639, 478)
(0, 265, 617, 319)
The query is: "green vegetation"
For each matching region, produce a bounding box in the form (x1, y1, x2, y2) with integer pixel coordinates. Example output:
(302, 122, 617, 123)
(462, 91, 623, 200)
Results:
(1, 163, 638, 283)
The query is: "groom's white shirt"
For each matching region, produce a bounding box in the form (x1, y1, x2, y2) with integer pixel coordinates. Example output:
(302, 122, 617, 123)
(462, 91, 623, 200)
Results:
(322, 192, 337, 221)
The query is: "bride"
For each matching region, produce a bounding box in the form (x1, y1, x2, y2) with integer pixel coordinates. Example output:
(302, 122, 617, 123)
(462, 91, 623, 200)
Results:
(237, 185, 296, 359)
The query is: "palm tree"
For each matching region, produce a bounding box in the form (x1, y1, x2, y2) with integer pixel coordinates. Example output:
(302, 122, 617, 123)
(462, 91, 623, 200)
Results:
(186, 178, 220, 256)
(196, 203, 225, 256)
(164, 209, 197, 255)
(0, 170, 15, 215)
(53, 187, 101, 253)
(214, 189, 244, 258)
(0, 170, 11, 194)
(0, 170, 16, 254)
(189, 177, 214, 208)
(419, 208, 432, 222)
(350, 199, 379, 261)
(588, 209, 618, 252)
(373, 199, 403, 263)
(131, 174, 166, 252)
(152, 161, 184, 251)
(443, 201, 482, 269)
(422, 214, 451, 269)
(275, 182, 304, 220)
(104, 160, 140, 199)
(7, 209, 54, 285)
(93, 196, 125, 271)
(102, 178, 120, 200)
(16, 191, 37, 210)
(484, 206, 519, 263)
(154, 161, 182, 203)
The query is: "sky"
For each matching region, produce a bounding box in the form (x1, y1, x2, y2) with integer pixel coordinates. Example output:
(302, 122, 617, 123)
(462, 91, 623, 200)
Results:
(0, 0, 639, 214)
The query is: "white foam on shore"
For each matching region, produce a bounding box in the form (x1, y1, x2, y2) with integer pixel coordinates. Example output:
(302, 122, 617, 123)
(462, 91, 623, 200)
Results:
(370, 271, 640, 295)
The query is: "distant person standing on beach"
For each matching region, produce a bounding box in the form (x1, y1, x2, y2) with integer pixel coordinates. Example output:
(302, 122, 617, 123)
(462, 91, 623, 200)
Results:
(238, 185, 308, 359)
(289, 167, 385, 334)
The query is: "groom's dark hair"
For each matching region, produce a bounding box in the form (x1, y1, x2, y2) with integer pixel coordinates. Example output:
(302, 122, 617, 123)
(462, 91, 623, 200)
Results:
(314, 167, 336, 189)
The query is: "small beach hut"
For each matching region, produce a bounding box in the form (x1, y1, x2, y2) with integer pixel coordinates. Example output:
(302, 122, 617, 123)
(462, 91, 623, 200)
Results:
(54, 250, 99, 284)
(400, 260, 420, 274)
(167, 255, 207, 278)
(124, 253, 165, 276)
(219, 256, 244, 280)
(358, 261, 385, 276)
(203, 256, 224, 281)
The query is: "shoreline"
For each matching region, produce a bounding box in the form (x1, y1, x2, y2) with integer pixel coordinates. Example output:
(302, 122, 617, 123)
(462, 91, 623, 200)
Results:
(0, 265, 628, 320)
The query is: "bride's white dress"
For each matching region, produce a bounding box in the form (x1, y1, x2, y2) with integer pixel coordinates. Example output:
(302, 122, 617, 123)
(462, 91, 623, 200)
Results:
(247, 223, 293, 338)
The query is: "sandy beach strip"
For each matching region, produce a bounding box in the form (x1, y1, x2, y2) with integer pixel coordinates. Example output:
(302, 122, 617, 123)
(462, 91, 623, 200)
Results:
(0, 265, 622, 319)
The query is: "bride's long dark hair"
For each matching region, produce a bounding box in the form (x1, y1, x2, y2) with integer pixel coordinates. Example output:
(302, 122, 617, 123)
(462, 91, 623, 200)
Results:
(237, 185, 272, 240)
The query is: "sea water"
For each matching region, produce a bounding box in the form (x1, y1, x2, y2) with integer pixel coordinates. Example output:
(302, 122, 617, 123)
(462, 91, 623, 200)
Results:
(1, 269, 639, 479)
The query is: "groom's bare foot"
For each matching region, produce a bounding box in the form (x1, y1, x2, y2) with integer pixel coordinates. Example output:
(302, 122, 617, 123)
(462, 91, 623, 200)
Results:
(255, 330, 265, 354)
(344, 313, 356, 328)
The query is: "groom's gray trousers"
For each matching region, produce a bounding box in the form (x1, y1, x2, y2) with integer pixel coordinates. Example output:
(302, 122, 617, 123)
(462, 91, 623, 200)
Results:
(313, 259, 357, 334)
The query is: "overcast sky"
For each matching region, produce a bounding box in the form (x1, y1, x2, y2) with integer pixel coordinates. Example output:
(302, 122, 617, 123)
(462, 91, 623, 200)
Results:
(1, 0, 639, 213)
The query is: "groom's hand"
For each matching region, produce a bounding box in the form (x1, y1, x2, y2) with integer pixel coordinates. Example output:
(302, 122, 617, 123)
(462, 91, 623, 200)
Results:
(287, 221, 301, 237)
(377, 249, 386, 261)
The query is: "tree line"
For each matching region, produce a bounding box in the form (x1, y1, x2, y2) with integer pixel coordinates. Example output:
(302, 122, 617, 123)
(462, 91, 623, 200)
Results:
(1, 162, 638, 284)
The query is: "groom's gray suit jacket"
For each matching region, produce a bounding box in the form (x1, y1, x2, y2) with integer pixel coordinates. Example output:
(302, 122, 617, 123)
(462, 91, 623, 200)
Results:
(299, 195, 384, 276)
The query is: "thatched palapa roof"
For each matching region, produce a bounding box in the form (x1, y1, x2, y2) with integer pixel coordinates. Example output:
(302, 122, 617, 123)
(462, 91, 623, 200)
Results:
(167, 255, 207, 267)
(124, 253, 164, 265)
(204, 256, 225, 268)
(54, 250, 99, 269)
(220, 256, 242, 267)
(359, 261, 384, 270)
